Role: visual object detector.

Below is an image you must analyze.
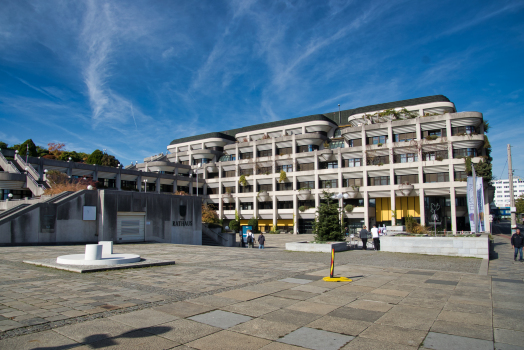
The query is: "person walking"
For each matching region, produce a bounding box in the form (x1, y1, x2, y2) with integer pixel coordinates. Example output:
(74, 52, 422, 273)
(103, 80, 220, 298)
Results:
(247, 230, 255, 248)
(359, 226, 369, 250)
(239, 231, 244, 248)
(258, 232, 265, 249)
(371, 225, 380, 251)
(511, 228, 524, 261)
(345, 226, 349, 237)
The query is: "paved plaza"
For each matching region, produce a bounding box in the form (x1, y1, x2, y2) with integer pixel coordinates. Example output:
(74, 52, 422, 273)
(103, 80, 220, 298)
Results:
(0, 232, 522, 349)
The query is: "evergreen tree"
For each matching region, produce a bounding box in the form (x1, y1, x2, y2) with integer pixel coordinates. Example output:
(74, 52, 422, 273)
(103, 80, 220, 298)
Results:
(101, 153, 120, 167)
(248, 217, 259, 233)
(86, 149, 104, 165)
(313, 191, 344, 241)
(18, 139, 38, 157)
(0, 141, 7, 149)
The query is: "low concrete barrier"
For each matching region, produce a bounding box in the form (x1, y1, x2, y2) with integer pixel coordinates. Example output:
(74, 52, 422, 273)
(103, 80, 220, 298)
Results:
(286, 241, 348, 252)
(380, 236, 489, 259)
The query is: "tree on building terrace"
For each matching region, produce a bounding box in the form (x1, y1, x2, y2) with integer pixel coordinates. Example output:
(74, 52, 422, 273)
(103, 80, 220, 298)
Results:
(313, 191, 344, 242)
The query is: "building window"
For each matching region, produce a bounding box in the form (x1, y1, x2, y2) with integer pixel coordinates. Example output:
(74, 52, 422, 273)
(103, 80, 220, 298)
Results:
(239, 152, 253, 160)
(240, 202, 253, 210)
(297, 163, 314, 171)
(239, 168, 253, 176)
(257, 166, 272, 175)
(207, 187, 219, 195)
(276, 164, 293, 172)
(367, 135, 387, 145)
(223, 202, 236, 210)
(424, 173, 450, 183)
(320, 179, 338, 189)
(258, 201, 273, 210)
(223, 170, 236, 178)
(238, 185, 253, 193)
(343, 158, 362, 167)
(343, 178, 363, 187)
(297, 145, 318, 153)
(395, 174, 419, 184)
(277, 147, 293, 156)
(223, 186, 236, 193)
(454, 171, 467, 181)
(297, 181, 315, 190)
(218, 155, 236, 162)
(348, 139, 362, 147)
(179, 160, 189, 165)
(368, 176, 390, 186)
(298, 200, 315, 209)
(334, 128, 342, 138)
(277, 201, 293, 209)
(394, 132, 416, 142)
(452, 126, 476, 136)
(329, 140, 345, 149)
(394, 153, 418, 163)
(319, 161, 338, 169)
(366, 155, 389, 165)
(453, 148, 478, 158)
(276, 182, 293, 191)
(422, 150, 448, 161)
(258, 149, 272, 157)
(258, 184, 272, 192)
(422, 129, 446, 138)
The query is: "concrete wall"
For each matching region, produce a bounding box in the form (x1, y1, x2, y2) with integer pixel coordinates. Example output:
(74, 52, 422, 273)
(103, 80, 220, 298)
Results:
(380, 236, 489, 259)
(98, 191, 202, 245)
(0, 190, 202, 246)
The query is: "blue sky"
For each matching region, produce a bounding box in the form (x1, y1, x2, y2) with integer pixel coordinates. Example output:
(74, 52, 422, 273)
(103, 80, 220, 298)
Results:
(0, 0, 523, 178)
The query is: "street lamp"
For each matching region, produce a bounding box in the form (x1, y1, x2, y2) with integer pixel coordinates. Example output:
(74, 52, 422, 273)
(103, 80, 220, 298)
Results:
(144, 179, 148, 193)
(7, 193, 13, 201)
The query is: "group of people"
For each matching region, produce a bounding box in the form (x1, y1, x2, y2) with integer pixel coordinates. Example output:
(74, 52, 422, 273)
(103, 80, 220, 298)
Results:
(358, 225, 383, 251)
(240, 230, 265, 249)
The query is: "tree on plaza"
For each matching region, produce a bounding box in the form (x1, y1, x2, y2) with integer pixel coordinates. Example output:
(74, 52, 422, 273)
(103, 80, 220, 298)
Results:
(313, 191, 344, 242)
(202, 204, 220, 224)
(516, 194, 524, 215)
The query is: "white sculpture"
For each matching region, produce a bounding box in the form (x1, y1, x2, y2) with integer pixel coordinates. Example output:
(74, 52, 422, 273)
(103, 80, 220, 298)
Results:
(56, 241, 140, 265)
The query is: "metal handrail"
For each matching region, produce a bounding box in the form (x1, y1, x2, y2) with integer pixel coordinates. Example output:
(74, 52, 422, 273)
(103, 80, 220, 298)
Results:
(25, 172, 46, 196)
(14, 153, 40, 180)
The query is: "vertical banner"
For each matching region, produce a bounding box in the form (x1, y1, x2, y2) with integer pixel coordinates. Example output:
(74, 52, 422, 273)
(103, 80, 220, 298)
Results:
(467, 177, 476, 233)
(467, 176, 485, 232)
(476, 177, 485, 232)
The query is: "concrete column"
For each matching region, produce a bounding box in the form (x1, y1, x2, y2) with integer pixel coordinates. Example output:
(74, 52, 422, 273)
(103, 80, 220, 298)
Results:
(337, 150, 343, 190)
(172, 179, 177, 193)
(364, 191, 369, 229)
(156, 177, 160, 193)
(116, 172, 121, 190)
(391, 189, 396, 225)
(272, 194, 277, 230)
(387, 122, 393, 145)
(137, 175, 142, 192)
(189, 177, 193, 195)
(253, 191, 258, 221)
(236, 196, 240, 219)
(450, 188, 457, 234)
(445, 118, 452, 138)
(415, 120, 422, 140)
(272, 139, 276, 159)
(93, 166, 98, 181)
(293, 193, 298, 234)
(419, 189, 426, 226)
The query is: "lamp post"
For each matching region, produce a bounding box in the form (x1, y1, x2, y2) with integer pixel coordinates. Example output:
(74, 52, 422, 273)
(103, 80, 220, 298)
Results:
(44, 169, 48, 182)
(144, 179, 148, 193)
(7, 193, 13, 201)
(196, 163, 201, 196)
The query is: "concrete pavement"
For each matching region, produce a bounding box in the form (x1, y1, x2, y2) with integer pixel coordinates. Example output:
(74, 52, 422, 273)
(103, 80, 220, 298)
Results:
(0, 233, 522, 349)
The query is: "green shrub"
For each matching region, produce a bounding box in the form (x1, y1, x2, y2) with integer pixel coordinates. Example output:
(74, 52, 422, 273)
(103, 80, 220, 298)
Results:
(248, 217, 259, 233)
(229, 220, 240, 232)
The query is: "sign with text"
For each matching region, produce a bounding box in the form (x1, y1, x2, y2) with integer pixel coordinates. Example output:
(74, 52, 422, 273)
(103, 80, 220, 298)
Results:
(173, 221, 193, 227)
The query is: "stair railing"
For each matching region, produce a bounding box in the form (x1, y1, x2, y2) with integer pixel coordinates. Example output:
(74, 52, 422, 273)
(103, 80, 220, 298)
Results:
(14, 153, 40, 180)
(0, 152, 21, 174)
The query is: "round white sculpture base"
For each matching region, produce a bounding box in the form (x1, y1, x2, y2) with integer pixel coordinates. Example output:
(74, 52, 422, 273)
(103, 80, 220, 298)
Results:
(56, 253, 141, 266)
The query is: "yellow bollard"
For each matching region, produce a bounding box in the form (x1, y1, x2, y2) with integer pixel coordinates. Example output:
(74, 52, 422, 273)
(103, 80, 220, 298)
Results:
(323, 247, 352, 282)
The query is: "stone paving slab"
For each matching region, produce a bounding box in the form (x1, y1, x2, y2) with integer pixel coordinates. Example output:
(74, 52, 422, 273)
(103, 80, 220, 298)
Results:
(188, 310, 252, 329)
(278, 327, 354, 350)
(423, 331, 494, 350)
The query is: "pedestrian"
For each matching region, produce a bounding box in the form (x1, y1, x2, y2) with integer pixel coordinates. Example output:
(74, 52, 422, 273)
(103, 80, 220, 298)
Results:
(258, 232, 265, 249)
(371, 225, 380, 251)
(247, 230, 255, 248)
(382, 227, 388, 236)
(345, 226, 349, 237)
(239, 231, 244, 248)
(359, 226, 369, 250)
(511, 228, 524, 261)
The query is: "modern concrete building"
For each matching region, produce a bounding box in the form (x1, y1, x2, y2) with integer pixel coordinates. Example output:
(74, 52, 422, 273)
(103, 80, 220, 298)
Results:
(492, 178, 524, 208)
(155, 95, 491, 234)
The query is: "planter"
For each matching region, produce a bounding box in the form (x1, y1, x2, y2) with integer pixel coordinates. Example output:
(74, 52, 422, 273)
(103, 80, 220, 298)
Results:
(258, 192, 271, 202)
(222, 193, 233, 203)
(297, 189, 312, 200)
(346, 187, 359, 198)
(398, 184, 414, 196)
(286, 241, 348, 252)
(380, 236, 489, 259)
